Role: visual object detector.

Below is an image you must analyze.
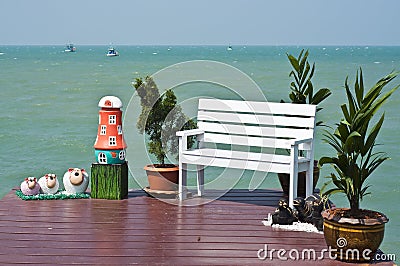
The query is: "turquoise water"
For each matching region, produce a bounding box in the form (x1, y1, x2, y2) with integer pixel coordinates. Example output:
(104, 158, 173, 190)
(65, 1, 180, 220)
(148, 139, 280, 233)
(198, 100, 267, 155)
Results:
(0, 45, 399, 257)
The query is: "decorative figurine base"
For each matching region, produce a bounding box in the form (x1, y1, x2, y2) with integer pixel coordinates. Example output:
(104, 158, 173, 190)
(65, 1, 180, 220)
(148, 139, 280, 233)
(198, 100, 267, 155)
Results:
(90, 162, 128, 200)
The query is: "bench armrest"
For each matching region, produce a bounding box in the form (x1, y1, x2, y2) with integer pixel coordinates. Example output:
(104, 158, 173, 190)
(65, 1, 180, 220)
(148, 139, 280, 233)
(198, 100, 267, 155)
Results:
(176, 129, 204, 137)
(288, 138, 313, 146)
(177, 129, 205, 152)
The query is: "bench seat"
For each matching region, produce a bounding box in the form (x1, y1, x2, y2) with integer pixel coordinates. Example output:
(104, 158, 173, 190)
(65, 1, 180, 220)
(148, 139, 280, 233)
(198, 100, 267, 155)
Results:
(181, 148, 311, 173)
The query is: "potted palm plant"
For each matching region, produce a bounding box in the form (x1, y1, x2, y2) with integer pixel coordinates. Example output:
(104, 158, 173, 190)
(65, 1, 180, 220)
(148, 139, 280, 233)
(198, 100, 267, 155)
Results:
(133, 76, 196, 192)
(278, 49, 331, 197)
(319, 69, 398, 262)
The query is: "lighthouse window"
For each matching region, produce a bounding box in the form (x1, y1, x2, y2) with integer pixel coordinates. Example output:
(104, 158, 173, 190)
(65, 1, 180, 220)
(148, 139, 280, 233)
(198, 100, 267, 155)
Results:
(98, 153, 107, 164)
(100, 125, 107, 135)
(108, 115, 116, 125)
(109, 136, 117, 146)
(117, 125, 122, 135)
(119, 150, 126, 160)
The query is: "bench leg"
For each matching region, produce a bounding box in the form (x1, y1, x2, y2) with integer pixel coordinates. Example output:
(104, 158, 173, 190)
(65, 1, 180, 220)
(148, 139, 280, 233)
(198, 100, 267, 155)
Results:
(178, 163, 187, 201)
(288, 170, 298, 209)
(289, 145, 299, 208)
(197, 165, 204, 197)
(305, 161, 314, 197)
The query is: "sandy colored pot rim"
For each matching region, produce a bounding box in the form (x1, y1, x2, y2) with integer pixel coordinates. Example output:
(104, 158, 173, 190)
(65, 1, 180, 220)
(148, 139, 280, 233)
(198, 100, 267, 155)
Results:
(322, 208, 389, 225)
(144, 164, 179, 172)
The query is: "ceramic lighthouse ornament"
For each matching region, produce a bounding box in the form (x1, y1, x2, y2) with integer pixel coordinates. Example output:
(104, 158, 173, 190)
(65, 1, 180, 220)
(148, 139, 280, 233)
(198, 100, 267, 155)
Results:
(94, 96, 127, 164)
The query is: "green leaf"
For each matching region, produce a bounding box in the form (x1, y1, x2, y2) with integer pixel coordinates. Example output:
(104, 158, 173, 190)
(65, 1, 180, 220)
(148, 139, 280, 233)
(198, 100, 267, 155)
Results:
(364, 71, 398, 105)
(340, 103, 351, 124)
(299, 62, 311, 92)
(287, 54, 300, 72)
(355, 68, 364, 107)
(322, 132, 343, 153)
(345, 78, 357, 117)
(343, 131, 361, 153)
(322, 188, 344, 197)
(318, 156, 335, 166)
(336, 122, 350, 142)
(360, 184, 371, 200)
(369, 85, 399, 117)
(299, 50, 308, 74)
(311, 88, 332, 105)
(362, 114, 384, 156)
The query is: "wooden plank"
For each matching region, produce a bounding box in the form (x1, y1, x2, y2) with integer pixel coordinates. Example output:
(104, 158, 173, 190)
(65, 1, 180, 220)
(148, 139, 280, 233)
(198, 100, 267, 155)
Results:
(0, 189, 394, 265)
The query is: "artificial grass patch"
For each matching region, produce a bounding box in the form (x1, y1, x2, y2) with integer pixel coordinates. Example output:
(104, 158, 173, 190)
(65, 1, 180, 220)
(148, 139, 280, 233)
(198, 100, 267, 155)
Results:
(16, 190, 90, 200)
(91, 162, 128, 199)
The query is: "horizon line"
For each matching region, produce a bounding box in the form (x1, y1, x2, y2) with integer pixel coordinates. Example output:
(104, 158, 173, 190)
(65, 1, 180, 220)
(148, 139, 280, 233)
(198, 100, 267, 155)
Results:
(1, 43, 400, 47)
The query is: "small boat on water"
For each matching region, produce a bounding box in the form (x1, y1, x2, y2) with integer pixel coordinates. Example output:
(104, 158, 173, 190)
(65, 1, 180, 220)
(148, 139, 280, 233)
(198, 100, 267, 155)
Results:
(106, 47, 119, 57)
(64, 44, 76, 52)
(227, 45, 233, 51)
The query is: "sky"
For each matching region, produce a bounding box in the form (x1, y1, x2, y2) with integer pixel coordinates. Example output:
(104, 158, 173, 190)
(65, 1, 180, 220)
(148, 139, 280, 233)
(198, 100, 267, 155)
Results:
(1, 0, 399, 46)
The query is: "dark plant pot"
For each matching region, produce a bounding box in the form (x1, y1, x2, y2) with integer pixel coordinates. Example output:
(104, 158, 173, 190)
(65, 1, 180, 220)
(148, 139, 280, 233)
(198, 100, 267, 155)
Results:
(277, 160, 319, 198)
(322, 208, 388, 262)
(144, 164, 179, 191)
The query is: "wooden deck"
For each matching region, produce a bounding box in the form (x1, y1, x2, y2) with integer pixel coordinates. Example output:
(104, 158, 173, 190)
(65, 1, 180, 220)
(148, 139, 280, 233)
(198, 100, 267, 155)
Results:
(0, 188, 394, 265)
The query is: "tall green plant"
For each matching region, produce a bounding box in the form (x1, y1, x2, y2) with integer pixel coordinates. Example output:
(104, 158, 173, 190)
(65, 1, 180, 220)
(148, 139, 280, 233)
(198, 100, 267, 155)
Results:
(319, 69, 398, 215)
(285, 49, 331, 125)
(133, 76, 196, 166)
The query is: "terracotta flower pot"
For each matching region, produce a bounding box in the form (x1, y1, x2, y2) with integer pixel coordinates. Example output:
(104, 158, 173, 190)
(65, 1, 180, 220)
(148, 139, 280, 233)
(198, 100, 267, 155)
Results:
(322, 208, 388, 262)
(277, 160, 319, 198)
(144, 164, 179, 191)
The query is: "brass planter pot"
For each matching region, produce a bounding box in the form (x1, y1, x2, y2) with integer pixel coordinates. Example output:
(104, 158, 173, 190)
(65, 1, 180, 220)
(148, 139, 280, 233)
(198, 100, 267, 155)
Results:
(144, 164, 179, 192)
(322, 208, 388, 262)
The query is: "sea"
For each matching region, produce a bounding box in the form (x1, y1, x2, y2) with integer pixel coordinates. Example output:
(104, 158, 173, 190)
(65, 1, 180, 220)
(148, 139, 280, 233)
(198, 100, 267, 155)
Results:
(0, 45, 399, 258)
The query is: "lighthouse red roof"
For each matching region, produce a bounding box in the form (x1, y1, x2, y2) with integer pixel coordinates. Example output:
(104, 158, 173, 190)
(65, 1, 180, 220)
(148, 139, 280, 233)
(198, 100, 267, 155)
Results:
(98, 96, 123, 108)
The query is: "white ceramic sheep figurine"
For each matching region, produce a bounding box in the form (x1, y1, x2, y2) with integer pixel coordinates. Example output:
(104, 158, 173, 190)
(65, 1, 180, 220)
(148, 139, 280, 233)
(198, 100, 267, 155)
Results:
(63, 168, 89, 194)
(20, 177, 41, 196)
(38, 173, 59, 194)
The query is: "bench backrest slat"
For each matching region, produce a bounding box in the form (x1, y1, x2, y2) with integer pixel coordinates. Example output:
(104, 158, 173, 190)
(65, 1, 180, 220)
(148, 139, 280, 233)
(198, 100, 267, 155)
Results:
(198, 121, 313, 139)
(198, 99, 317, 117)
(198, 110, 315, 128)
(203, 132, 312, 150)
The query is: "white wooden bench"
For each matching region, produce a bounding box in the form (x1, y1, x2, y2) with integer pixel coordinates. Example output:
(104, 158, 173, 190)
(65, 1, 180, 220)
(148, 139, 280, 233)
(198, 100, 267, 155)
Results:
(176, 99, 317, 207)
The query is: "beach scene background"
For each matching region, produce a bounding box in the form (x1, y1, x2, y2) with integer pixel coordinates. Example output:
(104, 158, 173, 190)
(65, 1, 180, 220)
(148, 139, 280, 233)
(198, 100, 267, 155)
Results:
(0, 45, 399, 256)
